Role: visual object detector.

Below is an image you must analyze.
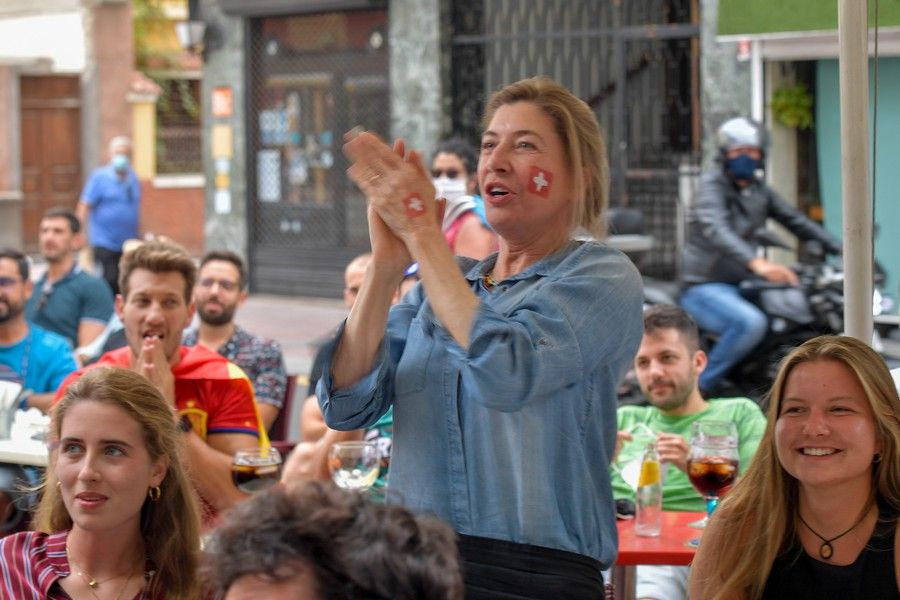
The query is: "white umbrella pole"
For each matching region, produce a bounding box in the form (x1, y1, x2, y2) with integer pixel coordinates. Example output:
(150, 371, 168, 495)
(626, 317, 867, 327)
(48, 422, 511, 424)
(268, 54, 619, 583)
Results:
(838, 0, 873, 342)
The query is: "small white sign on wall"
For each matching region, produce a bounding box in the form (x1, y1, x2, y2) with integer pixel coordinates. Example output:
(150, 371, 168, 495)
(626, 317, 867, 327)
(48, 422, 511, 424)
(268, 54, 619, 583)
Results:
(214, 189, 232, 214)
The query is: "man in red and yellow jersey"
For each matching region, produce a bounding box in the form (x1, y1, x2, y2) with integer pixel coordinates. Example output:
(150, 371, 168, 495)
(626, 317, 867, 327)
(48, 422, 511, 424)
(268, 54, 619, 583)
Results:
(57, 240, 265, 522)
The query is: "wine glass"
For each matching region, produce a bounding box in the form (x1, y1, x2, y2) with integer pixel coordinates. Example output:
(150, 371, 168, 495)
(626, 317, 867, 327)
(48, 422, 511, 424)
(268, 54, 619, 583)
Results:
(686, 421, 739, 529)
(329, 441, 379, 492)
(231, 447, 283, 493)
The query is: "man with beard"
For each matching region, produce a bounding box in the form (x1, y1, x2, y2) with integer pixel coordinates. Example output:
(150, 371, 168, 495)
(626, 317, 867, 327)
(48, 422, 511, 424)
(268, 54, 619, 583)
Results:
(609, 305, 765, 600)
(57, 240, 265, 520)
(183, 250, 286, 430)
(0, 249, 76, 413)
(25, 208, 113, 350)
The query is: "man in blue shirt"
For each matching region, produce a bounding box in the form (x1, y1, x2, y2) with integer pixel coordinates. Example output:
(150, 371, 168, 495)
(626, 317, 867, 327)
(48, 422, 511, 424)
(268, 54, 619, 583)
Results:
(76, 136, 141, 295)
(26, 208, 114, 351)
(0, 249, 76, 413)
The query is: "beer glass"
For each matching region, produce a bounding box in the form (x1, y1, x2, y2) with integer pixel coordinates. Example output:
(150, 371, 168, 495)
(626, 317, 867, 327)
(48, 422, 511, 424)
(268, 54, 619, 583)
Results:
(231, 447, 283, 493)
(686, 421, 739, 529)
(329, 441, 379, 491)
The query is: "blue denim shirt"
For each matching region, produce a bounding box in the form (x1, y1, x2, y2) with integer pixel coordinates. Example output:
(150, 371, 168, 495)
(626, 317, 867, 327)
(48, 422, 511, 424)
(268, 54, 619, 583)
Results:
(319, 240, 643, 566)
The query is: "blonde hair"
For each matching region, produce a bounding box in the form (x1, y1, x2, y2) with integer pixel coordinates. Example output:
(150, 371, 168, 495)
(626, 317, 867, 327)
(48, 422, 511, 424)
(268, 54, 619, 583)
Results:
(36, 368, 201, 599)
(481, 76, 609, 238)
(696, 335, 900, 599)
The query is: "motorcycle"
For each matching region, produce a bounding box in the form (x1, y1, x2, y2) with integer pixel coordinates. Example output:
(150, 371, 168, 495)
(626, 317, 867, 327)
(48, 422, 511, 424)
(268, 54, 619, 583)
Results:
(615, 222, 896, 405)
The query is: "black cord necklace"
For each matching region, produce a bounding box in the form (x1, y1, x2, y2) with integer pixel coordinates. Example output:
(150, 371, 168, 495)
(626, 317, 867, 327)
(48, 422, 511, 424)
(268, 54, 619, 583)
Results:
(797, 499, 874, 560)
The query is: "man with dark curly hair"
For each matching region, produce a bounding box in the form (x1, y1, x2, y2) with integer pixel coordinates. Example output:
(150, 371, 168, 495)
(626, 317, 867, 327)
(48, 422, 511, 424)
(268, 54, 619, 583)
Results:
(205, 481, 464, 599)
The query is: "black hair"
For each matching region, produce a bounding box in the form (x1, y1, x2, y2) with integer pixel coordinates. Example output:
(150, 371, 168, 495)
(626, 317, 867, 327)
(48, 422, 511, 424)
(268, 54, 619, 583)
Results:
(432, 137, 478, 177)
(643, 304, 700, 353)
(0, 248, 29, 280)
(42, 207, 81, 234)
(199, 250, 248, 289)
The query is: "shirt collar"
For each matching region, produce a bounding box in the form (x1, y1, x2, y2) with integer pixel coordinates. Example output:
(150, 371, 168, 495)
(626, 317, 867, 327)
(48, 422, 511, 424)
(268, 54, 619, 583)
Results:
(464, 240, 584, 283)
(39, 263, 80, 291)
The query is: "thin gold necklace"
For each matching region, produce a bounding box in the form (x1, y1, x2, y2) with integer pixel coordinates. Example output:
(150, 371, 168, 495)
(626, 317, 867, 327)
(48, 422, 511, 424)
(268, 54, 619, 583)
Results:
(797, 498, 874, 560)
(66, 542, 142, 600)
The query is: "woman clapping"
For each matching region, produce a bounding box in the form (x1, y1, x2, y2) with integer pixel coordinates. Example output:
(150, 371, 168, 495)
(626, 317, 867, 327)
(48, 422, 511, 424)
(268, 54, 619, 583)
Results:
(319, 77, 643, 598)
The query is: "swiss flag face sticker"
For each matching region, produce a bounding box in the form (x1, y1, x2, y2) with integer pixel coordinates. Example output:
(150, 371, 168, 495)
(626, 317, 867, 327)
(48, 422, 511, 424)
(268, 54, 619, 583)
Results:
(528, 166, 553, 198)
(404, 194, 426, 217)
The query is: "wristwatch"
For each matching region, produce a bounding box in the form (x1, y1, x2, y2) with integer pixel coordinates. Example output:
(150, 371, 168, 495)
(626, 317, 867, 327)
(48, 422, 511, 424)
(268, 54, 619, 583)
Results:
(178, 415, 193, 433)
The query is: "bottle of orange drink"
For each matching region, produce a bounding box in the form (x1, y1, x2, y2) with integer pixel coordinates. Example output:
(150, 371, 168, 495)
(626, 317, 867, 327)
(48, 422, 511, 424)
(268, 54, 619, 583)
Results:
(635, 443, 662, 537)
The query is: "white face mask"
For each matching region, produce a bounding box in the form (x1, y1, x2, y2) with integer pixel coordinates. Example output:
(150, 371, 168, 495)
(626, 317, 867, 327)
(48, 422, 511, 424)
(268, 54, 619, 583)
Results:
(433, 176, 467, 202)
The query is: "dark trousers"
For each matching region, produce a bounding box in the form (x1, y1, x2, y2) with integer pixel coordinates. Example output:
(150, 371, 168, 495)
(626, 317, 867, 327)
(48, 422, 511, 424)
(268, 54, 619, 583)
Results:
(93, 247, 123, 295)
(458, 534, 605, 599)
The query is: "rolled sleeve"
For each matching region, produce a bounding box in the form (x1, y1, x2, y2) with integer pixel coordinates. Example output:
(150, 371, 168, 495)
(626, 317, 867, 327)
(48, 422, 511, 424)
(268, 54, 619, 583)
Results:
(317, 321, 396, 431)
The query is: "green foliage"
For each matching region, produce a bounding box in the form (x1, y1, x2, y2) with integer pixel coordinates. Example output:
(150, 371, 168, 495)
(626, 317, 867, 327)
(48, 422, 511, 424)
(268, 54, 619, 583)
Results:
(133, 1, 199, 122)
(771, 83, 814, 130)
(134, 0, 179, 70)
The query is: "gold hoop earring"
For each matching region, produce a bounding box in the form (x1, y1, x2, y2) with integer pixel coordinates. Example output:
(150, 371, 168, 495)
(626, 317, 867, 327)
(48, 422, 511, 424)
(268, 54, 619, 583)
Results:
(148, 486, 161, 502)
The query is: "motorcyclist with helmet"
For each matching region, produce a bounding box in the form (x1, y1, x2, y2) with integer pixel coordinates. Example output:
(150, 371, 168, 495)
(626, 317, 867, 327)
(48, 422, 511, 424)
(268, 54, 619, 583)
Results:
(679, 117, 842, 395)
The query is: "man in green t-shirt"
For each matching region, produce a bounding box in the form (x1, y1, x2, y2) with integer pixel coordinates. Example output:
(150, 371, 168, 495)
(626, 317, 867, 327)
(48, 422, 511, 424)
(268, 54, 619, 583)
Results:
(610, 305, 766, 600)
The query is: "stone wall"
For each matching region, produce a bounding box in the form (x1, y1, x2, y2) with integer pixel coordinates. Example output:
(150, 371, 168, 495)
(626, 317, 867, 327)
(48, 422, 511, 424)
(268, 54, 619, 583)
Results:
(199, 0, 248, 259)
(389, 0, 442, 159)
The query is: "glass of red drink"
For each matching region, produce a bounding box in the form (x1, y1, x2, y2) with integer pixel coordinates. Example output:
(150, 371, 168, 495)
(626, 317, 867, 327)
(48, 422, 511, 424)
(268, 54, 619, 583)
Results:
(231, 447, 283, 493)
(686, 420, 739, 529)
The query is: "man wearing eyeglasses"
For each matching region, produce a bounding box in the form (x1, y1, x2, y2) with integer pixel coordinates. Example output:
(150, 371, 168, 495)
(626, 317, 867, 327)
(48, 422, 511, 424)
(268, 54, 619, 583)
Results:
(25, 208, 114, 351)
(0, 249, 77, 413)
(183, 250, 287, 430)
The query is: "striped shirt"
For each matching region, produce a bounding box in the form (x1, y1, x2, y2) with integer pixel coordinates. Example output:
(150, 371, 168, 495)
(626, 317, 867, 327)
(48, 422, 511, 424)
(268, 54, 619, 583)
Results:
(0, 530, 144, 599)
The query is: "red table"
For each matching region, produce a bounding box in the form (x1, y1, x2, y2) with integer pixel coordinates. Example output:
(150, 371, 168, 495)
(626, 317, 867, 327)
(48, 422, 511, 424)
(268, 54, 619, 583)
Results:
(612, 511, 704, 600)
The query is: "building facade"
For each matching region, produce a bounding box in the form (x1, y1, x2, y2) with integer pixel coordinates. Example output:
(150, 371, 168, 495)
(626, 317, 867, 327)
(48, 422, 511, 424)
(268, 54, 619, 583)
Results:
(200, 0, 750, 298)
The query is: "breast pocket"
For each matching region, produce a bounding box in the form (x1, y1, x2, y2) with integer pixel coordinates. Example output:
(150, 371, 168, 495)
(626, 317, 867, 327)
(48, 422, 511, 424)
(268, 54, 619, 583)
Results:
(393, 316, 435, 395)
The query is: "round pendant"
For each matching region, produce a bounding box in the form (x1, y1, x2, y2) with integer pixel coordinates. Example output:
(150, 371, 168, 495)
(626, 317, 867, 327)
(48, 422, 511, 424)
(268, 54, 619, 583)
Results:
(819, 542, 833, 560)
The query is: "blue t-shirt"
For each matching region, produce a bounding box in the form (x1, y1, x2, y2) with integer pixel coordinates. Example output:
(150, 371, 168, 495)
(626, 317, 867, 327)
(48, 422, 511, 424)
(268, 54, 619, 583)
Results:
(0, 325, 77, 394)
(80, 165, 141, 250)
(26, 266, 113, 348)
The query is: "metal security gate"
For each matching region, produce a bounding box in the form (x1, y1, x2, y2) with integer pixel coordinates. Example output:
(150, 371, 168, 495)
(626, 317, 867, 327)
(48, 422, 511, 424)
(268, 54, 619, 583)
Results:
(247, 9, 389, 297)
(449, 0, 700, 280)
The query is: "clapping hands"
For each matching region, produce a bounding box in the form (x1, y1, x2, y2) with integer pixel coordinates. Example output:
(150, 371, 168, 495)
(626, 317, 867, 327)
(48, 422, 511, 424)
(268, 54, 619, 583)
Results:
(343, 131, 443, 270)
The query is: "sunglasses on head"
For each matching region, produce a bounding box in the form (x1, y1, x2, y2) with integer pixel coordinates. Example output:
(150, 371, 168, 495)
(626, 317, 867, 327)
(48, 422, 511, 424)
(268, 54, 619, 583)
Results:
(431, 169, 463, 179)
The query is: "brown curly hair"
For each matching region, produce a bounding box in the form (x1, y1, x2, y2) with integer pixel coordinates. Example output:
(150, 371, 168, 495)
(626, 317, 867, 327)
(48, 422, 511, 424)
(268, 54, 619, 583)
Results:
(204, 481, 464, 599)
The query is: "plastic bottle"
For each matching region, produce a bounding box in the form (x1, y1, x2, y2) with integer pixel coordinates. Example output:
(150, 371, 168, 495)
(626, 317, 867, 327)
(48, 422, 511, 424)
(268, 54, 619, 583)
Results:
(635, 442, 662, 537)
